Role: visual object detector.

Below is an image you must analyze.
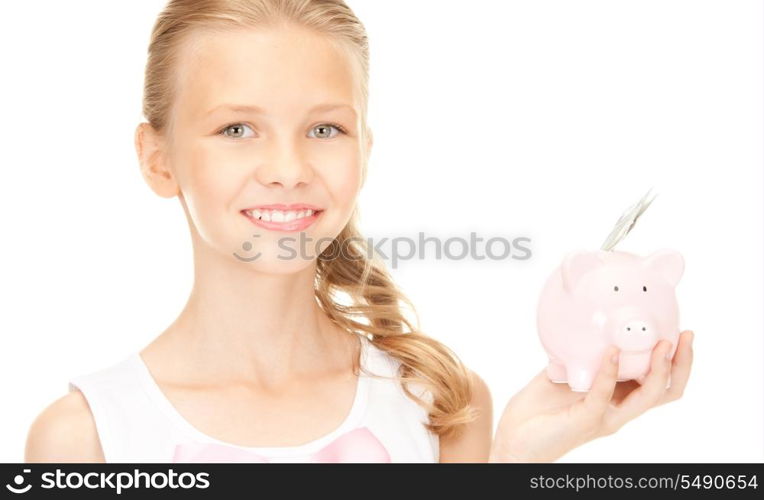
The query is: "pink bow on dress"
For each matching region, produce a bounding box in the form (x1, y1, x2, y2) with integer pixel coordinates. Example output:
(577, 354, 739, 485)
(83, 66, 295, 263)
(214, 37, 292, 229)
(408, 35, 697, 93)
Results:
(172, 426, 391, 463)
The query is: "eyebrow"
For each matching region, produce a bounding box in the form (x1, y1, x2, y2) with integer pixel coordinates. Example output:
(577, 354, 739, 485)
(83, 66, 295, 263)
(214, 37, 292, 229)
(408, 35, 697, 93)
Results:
(204, 103, 357, 118)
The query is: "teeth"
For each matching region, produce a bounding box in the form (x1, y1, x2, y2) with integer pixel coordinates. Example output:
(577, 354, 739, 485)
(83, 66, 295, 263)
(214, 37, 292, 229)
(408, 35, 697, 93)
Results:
(246, 208, 319, 222)
(271, 211, 285, 222)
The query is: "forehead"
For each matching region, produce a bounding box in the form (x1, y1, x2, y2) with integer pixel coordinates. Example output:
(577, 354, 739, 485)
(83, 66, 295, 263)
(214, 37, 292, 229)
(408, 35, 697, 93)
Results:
(174, 25, 361, 121)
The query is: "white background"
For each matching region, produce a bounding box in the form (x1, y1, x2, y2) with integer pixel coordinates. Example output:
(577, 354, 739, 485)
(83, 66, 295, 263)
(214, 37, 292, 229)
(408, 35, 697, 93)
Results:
(0, 0, 761, 462)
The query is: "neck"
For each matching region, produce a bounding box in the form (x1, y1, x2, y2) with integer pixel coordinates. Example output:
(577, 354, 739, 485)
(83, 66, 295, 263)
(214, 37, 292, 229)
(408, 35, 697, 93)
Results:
(156, 228, 354, 389)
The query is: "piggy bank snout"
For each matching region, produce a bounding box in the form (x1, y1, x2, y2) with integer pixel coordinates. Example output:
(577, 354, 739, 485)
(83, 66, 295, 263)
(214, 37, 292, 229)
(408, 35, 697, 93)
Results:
(623, 319, 653, 335)
(612, 316, 659, 350)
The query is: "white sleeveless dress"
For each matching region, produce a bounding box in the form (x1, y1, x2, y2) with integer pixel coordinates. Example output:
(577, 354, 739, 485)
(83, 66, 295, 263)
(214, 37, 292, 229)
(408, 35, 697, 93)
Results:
(68, 335, 440, 463)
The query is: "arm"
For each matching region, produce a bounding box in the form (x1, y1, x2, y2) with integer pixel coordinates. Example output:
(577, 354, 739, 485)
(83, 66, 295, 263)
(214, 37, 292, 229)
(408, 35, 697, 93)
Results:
(25, 390, 106, 463)
(439, 369, 494, 462)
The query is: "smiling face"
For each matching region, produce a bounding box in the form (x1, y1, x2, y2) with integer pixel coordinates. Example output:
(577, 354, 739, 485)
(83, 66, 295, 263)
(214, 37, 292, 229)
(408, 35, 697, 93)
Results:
(138, 23, 371, 273)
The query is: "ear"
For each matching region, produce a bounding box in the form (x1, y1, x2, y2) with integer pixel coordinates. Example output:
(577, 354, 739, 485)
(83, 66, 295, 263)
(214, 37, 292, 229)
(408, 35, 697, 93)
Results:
(366, 126, 374, 156)
(561, 250, 605, 292)
(134, 122, 179, 199)
(642, 248, 685, 287)
(360, 126, 373, 190)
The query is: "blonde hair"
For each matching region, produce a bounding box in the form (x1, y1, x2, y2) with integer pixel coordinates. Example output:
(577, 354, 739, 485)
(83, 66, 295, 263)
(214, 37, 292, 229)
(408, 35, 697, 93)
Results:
(141, 0, 479, 440)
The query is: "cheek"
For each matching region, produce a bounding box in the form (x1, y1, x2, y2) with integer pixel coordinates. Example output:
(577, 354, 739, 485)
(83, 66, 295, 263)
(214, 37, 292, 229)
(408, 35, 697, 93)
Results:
(175, 143, 243, 232)
(311, 150, 362, 254)
(319, 149, 362, 208)
(183, 144, 240, 201)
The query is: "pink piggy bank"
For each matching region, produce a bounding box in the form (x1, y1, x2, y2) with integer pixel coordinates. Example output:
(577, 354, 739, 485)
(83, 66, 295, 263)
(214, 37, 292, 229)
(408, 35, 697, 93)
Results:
(537, 249, 684, 392)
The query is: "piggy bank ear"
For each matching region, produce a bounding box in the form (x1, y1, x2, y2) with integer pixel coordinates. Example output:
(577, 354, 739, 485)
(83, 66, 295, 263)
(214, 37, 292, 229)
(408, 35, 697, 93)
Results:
(642, 249, 685, 287)
(561, 251, 605, 292)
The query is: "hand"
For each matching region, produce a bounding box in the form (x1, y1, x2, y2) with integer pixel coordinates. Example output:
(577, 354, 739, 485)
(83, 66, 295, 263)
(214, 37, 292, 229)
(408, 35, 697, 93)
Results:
(489, 330, 694, 462)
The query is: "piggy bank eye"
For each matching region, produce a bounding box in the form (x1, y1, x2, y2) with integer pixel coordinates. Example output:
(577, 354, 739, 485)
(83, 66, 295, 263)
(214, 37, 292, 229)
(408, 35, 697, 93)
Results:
(613, 285, 619, 292)
(642, 285, 647, 292)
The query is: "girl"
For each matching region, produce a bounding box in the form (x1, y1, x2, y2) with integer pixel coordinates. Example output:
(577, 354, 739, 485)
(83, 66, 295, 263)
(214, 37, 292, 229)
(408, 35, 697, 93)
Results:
(25, 0, 693, 463)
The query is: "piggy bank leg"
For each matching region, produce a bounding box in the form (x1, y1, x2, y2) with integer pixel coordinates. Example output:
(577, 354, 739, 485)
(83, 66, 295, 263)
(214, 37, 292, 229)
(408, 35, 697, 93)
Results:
(546, 359, 567, 383)
(567, 365, 594, 392)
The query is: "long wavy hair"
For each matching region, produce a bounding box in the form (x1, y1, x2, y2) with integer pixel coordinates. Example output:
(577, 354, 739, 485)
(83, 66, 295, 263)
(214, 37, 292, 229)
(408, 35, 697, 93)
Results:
(141, 0, 479, 439)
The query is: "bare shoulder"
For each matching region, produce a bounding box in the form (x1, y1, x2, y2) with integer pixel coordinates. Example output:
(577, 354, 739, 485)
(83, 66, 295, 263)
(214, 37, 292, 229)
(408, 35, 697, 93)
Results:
(25, 389, 105, 463)
(438, 368, 494, 463)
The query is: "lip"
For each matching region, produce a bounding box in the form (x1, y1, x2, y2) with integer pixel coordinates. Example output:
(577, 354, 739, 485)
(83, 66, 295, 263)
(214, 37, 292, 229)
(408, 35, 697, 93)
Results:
(243, 203, 324, 211)
(241, 206, 324, 232)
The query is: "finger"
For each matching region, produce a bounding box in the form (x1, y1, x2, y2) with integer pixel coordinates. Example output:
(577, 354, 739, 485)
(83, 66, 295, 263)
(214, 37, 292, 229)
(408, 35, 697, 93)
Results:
(583, 345, 620, 416)
(658, 330, 694, 406)
(606, 340, 673, 429)
(638, 340, 673, 403)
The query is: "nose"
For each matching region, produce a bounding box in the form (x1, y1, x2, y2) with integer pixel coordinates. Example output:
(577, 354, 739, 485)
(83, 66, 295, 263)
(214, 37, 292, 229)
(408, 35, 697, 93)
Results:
(255, 139, 314, 189)
(614, 318, 659, 351)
